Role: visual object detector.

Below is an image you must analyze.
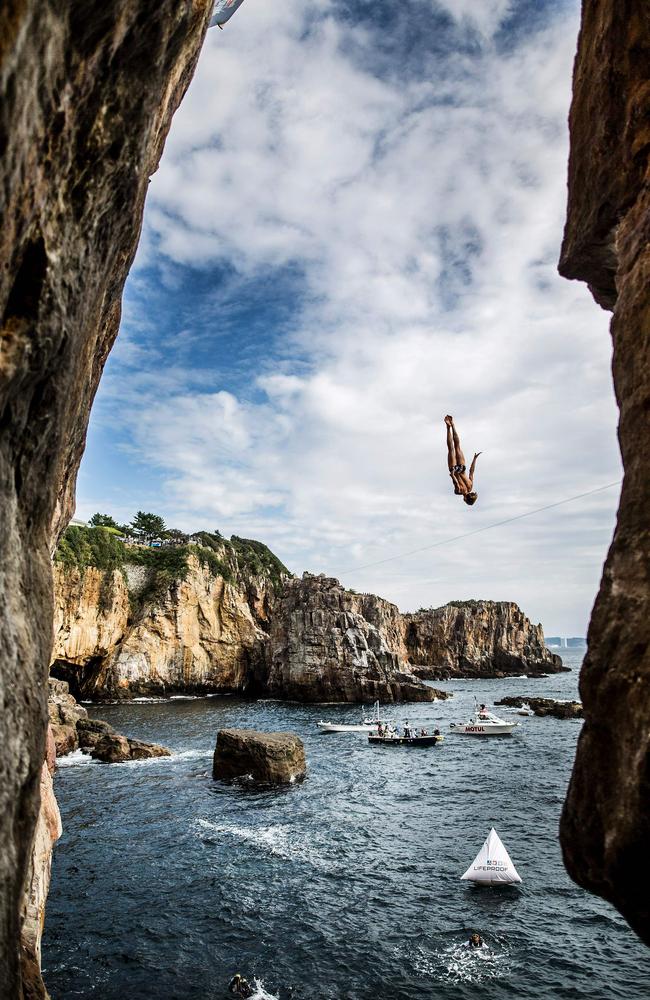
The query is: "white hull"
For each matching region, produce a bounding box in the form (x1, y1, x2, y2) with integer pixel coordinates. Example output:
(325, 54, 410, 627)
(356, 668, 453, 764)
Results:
(317, 721, 380, 733)
(450, 722, 518, 735)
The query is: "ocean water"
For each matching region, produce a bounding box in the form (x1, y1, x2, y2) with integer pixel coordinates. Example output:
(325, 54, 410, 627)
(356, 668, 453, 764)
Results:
(43, 650, 648, 1000)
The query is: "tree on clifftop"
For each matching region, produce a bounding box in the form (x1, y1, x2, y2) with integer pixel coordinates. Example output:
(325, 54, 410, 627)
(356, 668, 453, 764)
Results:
(89, 512, 119, 529)
(130, 511, 167, 542)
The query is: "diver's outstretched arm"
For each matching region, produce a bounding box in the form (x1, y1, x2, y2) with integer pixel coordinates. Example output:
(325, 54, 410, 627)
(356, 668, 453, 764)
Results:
(469, 451, 481, 482)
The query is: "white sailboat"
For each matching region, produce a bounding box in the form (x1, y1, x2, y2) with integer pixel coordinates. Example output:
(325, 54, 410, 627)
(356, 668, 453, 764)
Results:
(317, 700, 393, 733)
(461, 828, 522, 886)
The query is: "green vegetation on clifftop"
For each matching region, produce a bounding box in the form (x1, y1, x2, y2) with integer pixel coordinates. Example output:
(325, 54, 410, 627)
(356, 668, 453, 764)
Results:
(55, 521, 291, 598)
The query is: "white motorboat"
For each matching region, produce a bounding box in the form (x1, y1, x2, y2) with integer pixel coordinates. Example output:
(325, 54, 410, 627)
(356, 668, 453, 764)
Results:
(317, 701, 393, 733)
(461, 827, 522, 886)
(517, 703, 535, 717)
(450, 702, 519, 736)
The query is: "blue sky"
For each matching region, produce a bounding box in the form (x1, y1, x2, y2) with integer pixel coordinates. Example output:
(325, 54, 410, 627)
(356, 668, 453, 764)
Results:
(76, 0, 621, 634)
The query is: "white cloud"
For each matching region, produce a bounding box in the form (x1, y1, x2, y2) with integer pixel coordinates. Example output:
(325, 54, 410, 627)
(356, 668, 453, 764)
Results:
(81, 0, 621, 634)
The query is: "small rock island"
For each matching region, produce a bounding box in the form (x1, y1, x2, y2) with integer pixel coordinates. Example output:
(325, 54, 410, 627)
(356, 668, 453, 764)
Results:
(213, 729, 307, 785)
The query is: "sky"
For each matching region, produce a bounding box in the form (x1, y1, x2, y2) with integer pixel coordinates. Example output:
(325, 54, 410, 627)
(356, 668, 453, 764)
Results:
(75, 0, 622, 635)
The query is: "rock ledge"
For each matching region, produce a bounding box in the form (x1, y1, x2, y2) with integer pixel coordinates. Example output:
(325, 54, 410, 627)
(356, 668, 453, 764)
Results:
(496, 697, 583, 719)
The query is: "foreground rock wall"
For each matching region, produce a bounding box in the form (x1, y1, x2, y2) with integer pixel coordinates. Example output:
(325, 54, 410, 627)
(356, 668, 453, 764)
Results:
(558, 1, 650, 945)
(0, 2, 212, 995)
(18, 730, 61, 1000)
(403, 601, 563, 678)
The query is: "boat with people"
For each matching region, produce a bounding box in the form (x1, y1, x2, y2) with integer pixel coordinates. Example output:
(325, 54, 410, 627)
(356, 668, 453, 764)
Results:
(317, 700, 393, 733)
(449, 701, 519, 736)
(368, 722, 444, 747)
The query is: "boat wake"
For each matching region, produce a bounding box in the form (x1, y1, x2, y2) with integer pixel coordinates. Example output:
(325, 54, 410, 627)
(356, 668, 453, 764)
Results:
(196, 819, 331, 870)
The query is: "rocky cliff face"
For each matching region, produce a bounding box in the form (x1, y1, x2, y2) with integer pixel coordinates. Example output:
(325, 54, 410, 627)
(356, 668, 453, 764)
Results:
(52, 555, 272, 700)
(558, 2, 650, 946)
(19, 729, 61, 1000)
(0, 3, 212, 994)
(264, 574, 445, 703)
(52, 564, 561, 704)
(403, 601, 563, 678)
(52, 564, 130, 679)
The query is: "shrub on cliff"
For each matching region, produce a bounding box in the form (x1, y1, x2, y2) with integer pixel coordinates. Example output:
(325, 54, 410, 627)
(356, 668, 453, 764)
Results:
(55, 525, 126, 572)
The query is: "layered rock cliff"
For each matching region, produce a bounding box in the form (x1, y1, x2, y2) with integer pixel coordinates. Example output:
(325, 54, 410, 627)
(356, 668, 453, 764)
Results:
(52, 551, 278, 700)
(403, 601, 563, 678)
(52, 560, 562, 704)
(264, 574, 446, 703)
(558, 2, 650, 946)
(0, 3, 212, 994)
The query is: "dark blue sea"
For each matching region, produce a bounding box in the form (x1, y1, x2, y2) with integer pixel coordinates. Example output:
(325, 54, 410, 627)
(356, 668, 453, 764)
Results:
(43, 649, 648, 999)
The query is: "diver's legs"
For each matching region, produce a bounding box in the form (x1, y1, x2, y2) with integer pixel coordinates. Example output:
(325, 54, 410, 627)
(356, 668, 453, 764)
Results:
(451, 419, 466, 468)
(446, 420, 456, 471)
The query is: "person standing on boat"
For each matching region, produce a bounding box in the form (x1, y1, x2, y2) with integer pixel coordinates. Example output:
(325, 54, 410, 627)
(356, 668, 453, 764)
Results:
(444, 415, 481, 506)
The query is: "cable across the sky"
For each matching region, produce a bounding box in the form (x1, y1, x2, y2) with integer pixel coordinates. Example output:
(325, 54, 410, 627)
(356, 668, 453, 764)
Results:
(340, 480, 622, 575)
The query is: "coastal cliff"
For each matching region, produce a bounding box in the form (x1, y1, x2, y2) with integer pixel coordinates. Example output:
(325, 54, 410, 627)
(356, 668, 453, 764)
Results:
(52, 536, 286, 700)
(52, 552, 562, 704)
(403, 600, 563, 678)
(264, 574, 440, 703)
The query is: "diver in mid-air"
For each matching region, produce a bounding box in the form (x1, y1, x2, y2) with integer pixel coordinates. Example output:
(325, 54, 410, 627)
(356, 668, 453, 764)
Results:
(445, 415, 481, 506)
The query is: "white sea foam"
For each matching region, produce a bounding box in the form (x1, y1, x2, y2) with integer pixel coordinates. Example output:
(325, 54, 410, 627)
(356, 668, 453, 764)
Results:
(407, 940, 512, 985)
(196, 819, 329, 870)
(437, 941, 511, 984)
(56, 749, 96, 767)
(250, 981, 278, 1000)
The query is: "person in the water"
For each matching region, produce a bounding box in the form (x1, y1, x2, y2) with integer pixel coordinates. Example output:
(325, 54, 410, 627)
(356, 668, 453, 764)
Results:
(229, 973, 254, 997)
(469, 933, 484, 948)
(444, 415, 481, 505)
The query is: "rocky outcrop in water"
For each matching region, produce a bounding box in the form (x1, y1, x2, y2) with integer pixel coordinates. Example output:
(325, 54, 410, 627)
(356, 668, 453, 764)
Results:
(403, 601, 564, 679)
(557, 2, 650, 946)
(496, 697, 583, 720)
(264, 574, 445, 703)
(213, 730, 306, 785)
(48, 680, 170, 762)
(0, 2, 212, 993)
(90, 734, 171, 764)
(47, 679, 88, 756)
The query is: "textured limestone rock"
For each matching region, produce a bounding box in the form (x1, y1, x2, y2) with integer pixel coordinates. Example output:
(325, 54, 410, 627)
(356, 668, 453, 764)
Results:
(403, 601, 564, 678)
(47, 679, 88, 756)
(64, 555, 270, 700)
(51, 564, 130, 689)
(496, 697, 583, 720)
(76, 718, 116, 751)
(89, 734, 171, 764)
(558, 2, 650, 945)
(213, 730, 306, 785)
(265, 574, 445, 703)
(19, 729, 61, 1000)
(0, 2, 212, 993)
